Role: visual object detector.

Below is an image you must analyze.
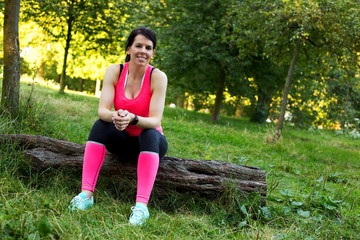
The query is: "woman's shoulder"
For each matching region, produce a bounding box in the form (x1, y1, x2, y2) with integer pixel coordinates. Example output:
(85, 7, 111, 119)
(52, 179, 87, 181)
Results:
(106, 64, 122, 74)
(151, 68, 167, 81)
(150, 68, 167, 90)
(103, 64, 123, 85)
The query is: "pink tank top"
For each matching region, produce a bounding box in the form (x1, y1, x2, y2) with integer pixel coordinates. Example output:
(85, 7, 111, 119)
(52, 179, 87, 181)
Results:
(114, 62, 163, 136)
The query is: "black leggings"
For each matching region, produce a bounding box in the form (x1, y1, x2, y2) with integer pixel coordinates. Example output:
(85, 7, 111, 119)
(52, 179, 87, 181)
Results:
(88, 119, 168, 161)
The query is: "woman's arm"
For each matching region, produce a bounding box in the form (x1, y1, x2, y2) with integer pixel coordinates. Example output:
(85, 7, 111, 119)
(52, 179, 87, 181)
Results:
(135, 69, 168, 129)
(98, 64, 120, 122)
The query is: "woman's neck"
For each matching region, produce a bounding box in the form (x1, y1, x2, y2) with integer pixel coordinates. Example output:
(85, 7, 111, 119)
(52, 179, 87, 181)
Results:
(127, 61, 148, 82)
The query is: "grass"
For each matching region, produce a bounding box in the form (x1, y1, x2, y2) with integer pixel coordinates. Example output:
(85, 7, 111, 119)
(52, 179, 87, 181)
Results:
(1, 79, 360, 239)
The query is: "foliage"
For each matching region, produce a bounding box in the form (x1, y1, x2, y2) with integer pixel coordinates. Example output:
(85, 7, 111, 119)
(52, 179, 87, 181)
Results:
(21, 0, 132, 93)
(17, 21, 114, 94)
(222, 0, 360, 128)
(22, 0, 126, 55)
(239, 57, 286, 123)
(327, 68, 360, 129)
(4, 0, 360, 126)
(150, 0, 243, 121)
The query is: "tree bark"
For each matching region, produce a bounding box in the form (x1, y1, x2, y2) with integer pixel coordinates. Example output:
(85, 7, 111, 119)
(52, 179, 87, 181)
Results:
(176, 93, 185, 109)
(36, 61, 46, 79)
(95, 78, 101, 97)
(2, 0, 21, 117)
(78, 78, 84, 92)
(0, 134, 267, 204)
(211, 69, 226, 122)
(250, 90, 271, 123)
(59, 0, 75, 94)
(274, 38, 301, 142)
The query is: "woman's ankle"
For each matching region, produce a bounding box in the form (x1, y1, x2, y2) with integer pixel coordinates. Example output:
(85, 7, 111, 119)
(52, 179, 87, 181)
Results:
(82, 190, 93, 199)
(135, 202, 147, 208)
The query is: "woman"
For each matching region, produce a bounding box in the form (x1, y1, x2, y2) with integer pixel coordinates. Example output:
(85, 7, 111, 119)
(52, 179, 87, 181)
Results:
(69, 27, 168, 226)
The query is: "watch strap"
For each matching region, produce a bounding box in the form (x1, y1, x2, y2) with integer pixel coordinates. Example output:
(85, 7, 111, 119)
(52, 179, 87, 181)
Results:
(130, 114, 139, 125)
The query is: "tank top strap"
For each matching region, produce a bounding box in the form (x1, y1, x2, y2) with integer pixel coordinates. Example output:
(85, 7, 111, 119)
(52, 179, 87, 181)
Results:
(143, 64, 153, 91)
(117, 62, 129, 89)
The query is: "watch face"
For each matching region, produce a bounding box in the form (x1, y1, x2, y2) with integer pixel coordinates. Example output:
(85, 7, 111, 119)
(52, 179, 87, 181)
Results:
(131, 115, 138, 125)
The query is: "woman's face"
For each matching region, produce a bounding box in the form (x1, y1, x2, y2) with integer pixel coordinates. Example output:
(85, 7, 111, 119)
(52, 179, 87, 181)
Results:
(127, 34, 155, 66)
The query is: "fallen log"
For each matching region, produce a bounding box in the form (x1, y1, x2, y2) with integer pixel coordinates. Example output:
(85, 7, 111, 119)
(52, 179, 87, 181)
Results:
(0, 134, 267, 203)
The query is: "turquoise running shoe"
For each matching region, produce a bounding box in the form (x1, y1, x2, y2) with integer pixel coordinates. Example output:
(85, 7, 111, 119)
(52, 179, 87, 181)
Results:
(129, 205, 149, 226)
(68, 192, 93, 211)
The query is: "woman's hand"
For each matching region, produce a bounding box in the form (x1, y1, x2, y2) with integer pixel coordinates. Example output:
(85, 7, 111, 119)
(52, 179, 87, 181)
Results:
(112, 109, 132, 131)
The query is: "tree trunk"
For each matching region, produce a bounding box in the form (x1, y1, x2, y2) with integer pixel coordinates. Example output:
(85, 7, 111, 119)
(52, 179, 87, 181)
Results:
(250, 90, 271, 123)
(59, 2, 75, 94)
(273, 38, 301, 142)
(0, 134, 267, 204)
(211, 70, 226, 122)
(36, 61, 45, 78)
(2, 0, 20, 117)
(176, 93, 185, 109)
(78, 78, 84, 92)
(95, 78, 101, 97)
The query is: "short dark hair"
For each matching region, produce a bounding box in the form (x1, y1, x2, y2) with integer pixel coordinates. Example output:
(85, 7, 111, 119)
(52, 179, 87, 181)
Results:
(125, 27, 157, 62)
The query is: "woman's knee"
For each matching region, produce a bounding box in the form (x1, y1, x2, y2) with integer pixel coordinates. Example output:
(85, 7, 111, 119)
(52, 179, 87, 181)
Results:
(139, 129, 160, 152)
(88, 119, 113, 144)
(139, 128, 158, 138)
(139, 128, 159, 142)
(139, 129, 167, 157)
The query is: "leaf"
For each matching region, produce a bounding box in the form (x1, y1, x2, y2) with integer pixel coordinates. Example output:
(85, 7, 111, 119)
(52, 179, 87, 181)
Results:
(260, 206, 272, 220)
(275, 233, 286, 240)
(37, 216, 52, 236)
(28, 233, 41, 240)
(280, 189, 292, 197)
(291, 201, 303, 207)
(240, 204, 248, 216)
(282, 206, 292, 214)
(316, 176, 324, 182)
(238, 220, 247, 228)
(324, 203, 337, 211)
(328, 196, 342, 204)
(297, 209, 310, 218)
(313, 214, 323, 221)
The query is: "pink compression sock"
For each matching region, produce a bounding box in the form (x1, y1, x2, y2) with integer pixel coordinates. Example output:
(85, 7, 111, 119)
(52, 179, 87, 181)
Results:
(81, 141, 106, 192)
(136, 152, 160, 204)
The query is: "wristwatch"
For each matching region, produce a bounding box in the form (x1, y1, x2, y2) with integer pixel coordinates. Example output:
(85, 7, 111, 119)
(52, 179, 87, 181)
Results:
(130, 114, 139, 125)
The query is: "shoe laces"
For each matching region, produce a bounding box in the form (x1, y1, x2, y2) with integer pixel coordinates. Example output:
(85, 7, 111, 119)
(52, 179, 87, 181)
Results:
(70, 194, 90, 208)
(130, 206, 147, 220)
(72, 195, 83, 205)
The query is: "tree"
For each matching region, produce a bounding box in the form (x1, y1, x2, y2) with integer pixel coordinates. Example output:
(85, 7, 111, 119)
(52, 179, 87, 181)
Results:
(320, 1, 360, 130)
(224, 0, 310, 136)
(327, 67, 360, 130)
(2, 0, 20, 117)
(274, 38, 301, 141)
(151, 0, 242, 122)
(226, 0, 360, 139)
(226, 54, 286, 123)
(282, 0, 360, 130)
(23, 0, 128, 94)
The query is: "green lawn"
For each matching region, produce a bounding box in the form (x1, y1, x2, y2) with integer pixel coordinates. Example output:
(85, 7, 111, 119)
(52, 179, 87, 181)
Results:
(1, 80, 359, 239)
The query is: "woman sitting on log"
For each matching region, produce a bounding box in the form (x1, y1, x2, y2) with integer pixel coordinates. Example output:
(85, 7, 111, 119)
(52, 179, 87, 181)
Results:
(68, 27, 168, 226)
